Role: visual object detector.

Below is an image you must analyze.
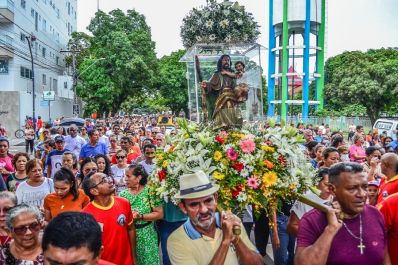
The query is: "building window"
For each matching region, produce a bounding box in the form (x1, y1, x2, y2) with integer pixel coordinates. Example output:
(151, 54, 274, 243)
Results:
(20, 66, 32, 79)
(21, 0, 26, 9)
(0, 60, 8, 74)
(56, 56, 59, 65)
(42, 47, 46, 58)
(49, 77, 52, 89)
(42, 19, 46, 32)
(42, 74, 47, 85)
(53, 78, 57, 90)
(31, 8, 35, 17)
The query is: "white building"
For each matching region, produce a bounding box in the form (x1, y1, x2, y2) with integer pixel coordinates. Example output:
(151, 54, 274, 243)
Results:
(0, 0, 77, 135)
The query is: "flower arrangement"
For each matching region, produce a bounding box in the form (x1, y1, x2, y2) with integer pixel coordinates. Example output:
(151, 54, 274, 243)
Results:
(180, 0, 260, 48)
(148, 119, 315, 214)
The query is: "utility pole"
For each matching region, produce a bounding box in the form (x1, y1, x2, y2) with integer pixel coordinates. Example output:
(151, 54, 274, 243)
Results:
(26, 35, 37, 138)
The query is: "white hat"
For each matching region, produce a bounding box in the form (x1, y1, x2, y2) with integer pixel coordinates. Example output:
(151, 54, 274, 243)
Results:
(175, 171, 220, 199)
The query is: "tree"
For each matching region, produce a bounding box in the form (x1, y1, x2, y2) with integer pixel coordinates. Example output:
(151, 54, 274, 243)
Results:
(65, 32, 92, 68)
(324, 48, 398, 124)
(78, 9, 158, 115)
(158, 50, 188, 114)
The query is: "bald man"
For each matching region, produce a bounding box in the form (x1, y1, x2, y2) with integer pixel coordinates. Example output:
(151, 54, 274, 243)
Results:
(378, 153, 398, 203)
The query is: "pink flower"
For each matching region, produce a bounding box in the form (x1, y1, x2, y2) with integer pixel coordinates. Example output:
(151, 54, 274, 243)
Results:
(247, 176, 260, 189)
(239, 139, 256, 153)
(226, 148, 238, 161)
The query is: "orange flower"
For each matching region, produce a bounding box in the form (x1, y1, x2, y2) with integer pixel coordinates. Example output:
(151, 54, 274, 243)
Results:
(263, 160, 274, 169)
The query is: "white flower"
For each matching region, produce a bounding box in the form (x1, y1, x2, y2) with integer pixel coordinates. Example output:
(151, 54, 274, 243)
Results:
(235, 18, 243, 25)
(209, 34, 216, 41)
(225, 35, 232, 42)
(223, 10, 230, 16)
(205, 20, 214, 28)
(196, 36, 202, 42)
(219, 19, 229, 29)
(237, 192, 247, 202)
(203, 11, 210, 18)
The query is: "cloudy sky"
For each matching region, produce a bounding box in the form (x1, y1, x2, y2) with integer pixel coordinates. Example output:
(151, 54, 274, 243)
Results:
(77, 0, 398, 58)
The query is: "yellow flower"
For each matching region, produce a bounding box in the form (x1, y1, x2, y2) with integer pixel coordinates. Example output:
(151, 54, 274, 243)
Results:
(157, 154, 164, 161)
(213, 151, 223, 161)
(261, 145, 275, 153)
(221, 158, 229, 166)
(162, 160, 169, 168)
(262, 172, 278, 187)
(213, 171, 225, 180)
(184, 133, 190, 139)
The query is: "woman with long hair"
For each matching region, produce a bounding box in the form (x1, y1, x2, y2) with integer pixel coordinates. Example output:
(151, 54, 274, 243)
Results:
(95, 154, 112, 176)
(320, 147, 340, 168)
(349, 134, 366, 163)
(6, 152, 29, 192)
(44, 168, 89, 221)
(120, 164, 163, 265)
(77, 157, 98, 188)
(61, 151, 79, 177)
(111, 150, 128, 194)
(15, 159, 54, 209)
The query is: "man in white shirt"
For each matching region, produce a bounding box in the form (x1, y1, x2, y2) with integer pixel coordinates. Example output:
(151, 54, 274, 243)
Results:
(64, 124, 86, 158)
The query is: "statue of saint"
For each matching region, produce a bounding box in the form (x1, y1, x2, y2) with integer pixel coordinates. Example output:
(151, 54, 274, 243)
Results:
(200, 55, 249, 129)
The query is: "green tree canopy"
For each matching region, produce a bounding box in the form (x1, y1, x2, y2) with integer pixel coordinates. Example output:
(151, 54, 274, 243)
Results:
(158, 50, 188, 114)
(77, 9, 158, 115)
(324, 48, 398, 124)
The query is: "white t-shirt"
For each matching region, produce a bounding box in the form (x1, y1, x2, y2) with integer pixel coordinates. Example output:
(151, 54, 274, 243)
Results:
(111, 165, 127, 194)
(139, 160, 155, 175)
(99, 135, 110, 147)
(16, 178, 54, 209)
(64, 135, 86, 158)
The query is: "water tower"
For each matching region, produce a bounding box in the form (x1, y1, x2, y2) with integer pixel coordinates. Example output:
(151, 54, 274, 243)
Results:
(267, 0, 326, 122)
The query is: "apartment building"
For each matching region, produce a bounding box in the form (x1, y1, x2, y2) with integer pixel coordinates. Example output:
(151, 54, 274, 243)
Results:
(0, 0, 77, 135)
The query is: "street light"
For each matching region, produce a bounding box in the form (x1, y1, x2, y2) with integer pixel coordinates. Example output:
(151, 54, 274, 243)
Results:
(26, 35, 37, 138)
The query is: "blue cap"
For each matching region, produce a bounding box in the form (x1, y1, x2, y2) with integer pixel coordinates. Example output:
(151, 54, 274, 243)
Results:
(387, 142, 398, 150)
(0, 136, 9, 144)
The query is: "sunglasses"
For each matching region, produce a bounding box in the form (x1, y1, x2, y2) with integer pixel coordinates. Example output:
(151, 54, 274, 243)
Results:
(116, 156, 126, 159)
(90, 175, 114, 189)
(13, 222, 41, 236)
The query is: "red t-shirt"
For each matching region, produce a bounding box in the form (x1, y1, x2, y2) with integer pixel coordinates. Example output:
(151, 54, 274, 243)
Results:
(378, 193, 398, 265)
(82, 196, 133, 265)
(111, 146, 141, 164)
(377, 175, 398, 204)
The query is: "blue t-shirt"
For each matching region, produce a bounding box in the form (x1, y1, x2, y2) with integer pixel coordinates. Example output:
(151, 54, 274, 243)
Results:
(79, 142, 108, 159)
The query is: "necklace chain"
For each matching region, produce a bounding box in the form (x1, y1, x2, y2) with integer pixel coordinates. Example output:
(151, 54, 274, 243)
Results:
(342, 214, 365, 254)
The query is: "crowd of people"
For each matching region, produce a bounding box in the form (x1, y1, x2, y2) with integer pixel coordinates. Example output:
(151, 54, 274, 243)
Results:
(0, 115, 397, 265)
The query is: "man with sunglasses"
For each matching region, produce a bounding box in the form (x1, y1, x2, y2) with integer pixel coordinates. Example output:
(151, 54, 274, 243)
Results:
(111, 136, 141, 165)
(82, 172, 137, 265)
(139, 144, 156, 175)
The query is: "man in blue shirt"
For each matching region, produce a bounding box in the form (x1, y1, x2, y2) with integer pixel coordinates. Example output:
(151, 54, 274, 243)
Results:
(79, 129, 109, 162)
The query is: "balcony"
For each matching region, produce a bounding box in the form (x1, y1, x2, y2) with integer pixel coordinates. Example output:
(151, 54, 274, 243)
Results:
(0, 0, 14, 23)
(0, 34, 14, 58)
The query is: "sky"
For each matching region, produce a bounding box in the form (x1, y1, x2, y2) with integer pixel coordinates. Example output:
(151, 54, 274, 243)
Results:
(77, 0, 398, 58)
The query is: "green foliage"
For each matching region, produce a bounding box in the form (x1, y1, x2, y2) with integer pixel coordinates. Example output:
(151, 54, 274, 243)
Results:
(324, 48, 398, 124)
(158, 50, 188, 114)
(77, 9, 158, 116)
(180, 0, 260, 48)
(65, 32, 91, 69)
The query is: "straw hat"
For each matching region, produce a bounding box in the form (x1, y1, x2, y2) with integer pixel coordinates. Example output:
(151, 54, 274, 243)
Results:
(175, 171, 219, 199)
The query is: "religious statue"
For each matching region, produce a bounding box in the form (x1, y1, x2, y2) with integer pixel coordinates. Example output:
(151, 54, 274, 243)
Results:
(200, 55, 249, 129)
